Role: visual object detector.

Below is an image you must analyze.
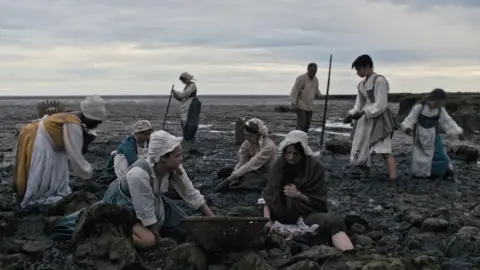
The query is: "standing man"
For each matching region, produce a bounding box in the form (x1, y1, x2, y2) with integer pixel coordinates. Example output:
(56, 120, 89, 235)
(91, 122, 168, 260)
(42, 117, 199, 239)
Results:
(290, 63, 322, 132)
(344, 54, 398, 182)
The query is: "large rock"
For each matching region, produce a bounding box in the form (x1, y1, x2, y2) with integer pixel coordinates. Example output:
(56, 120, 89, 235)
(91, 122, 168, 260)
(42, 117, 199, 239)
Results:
(164, 243, 208, 270)
(71, 204, 148, 270)
(285, 260, 321, 270)
(234, 118, 246, 145)
(442, 226, 480, 257)
(230, 252, 273, 270)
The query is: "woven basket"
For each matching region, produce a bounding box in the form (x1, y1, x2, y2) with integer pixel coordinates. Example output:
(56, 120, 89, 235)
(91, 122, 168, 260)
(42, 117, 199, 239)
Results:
(181, 216, 268, 250)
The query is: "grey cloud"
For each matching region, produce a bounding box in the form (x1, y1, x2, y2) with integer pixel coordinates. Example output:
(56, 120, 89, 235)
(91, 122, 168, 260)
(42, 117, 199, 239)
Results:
(0, 0, 479, 95)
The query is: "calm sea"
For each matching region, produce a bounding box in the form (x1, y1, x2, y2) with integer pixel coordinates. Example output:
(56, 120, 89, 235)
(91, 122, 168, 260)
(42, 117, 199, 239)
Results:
(0, 96, 296, 106)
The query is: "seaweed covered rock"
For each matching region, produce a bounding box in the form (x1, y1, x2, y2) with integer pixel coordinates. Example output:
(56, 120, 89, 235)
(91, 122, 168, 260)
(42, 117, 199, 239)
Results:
(163, 243, 208, 270)
(446, 144, 479, 163)
(230, 252, 273, 270)
(325, 138, 351, 155)
(71, 204, 147, 270)
(274, 105, 294, 113)
(442, 226, 480, 257)
(46, 191, 98, 216)
(285, 260, 321, 270)
(344, 254, 405, 270)
(284, 245, 342, 267)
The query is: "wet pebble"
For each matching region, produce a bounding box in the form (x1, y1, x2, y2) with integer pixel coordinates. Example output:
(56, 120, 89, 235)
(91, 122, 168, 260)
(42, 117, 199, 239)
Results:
(421, 218, 449, 232)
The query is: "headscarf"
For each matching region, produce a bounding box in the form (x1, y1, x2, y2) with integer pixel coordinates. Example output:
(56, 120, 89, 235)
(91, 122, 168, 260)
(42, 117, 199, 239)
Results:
(147, 130, 183, 163)
(133, 120, 153, 134)
(277, 130, 314, 156)
(244, 118, 268, 147)
(179, 72, 194, 81)
(80, 95, 107, 121)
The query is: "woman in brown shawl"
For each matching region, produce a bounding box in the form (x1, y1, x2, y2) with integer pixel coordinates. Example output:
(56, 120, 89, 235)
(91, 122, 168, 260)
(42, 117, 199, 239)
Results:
(226, 130, 354, 251)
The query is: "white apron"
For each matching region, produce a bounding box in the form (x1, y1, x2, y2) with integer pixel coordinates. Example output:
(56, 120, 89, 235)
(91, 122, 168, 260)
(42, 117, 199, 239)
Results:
(21, 120, 71, 208)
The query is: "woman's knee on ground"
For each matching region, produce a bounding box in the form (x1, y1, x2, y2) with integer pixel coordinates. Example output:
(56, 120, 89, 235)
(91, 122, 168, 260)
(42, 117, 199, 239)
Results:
(133, 223, 156, 248)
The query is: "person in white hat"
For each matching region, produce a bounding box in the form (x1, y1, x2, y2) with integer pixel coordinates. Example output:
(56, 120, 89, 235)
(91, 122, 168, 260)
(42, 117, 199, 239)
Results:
(172, 72, 202, 142)
(13, 95, 107, 208)
(51, 130, 215, 248)
(106, 120, 154, 180)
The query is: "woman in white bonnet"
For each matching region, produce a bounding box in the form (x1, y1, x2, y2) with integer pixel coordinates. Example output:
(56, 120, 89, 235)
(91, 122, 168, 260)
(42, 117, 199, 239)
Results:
(106, 120, 154, 180)
(215, 118, 277, 191)
(51, 130, 215, 248)
(173, 72, 202, 142)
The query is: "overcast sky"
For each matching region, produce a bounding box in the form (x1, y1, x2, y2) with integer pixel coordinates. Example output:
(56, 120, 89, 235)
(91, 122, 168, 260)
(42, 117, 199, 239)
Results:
(1, 0, 479, 96)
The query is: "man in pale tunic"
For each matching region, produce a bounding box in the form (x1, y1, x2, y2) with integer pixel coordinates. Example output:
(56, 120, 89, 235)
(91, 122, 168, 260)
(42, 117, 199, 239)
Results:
(13, 95, 107, 208)
(290, 63, 322, 132)
(173, 72, 201, 142)
(344, 55, 398, 181)
(401, 89, 463, 182)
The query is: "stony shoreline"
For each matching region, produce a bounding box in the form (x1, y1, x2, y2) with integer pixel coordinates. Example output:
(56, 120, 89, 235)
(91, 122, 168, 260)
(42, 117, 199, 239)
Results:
(1, 101, 479, 269)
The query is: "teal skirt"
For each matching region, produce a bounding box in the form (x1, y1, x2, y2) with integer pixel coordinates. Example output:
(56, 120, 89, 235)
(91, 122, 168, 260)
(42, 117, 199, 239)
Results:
(50, 180, 187, 241)
(430, 134, 450, 178)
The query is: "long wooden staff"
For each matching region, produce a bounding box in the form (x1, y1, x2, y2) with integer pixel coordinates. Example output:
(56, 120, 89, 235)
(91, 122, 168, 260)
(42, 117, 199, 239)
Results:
(162, 84, 174, 130)
(319, 54, 332, 149)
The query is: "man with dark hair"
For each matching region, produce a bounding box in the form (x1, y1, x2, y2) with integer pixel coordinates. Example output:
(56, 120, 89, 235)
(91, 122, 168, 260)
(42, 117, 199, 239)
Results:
(344, 54, 398, 182)
(290, 63, 322, 132)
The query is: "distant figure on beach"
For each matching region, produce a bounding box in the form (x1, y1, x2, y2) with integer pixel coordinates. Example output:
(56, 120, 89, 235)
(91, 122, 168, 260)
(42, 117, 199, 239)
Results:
(51, 130, 215, 248)
(172, 72, 201, 143)
(106, 120, 154, 180)
(290, 63, 322, 132)
(344, 54, 398, 181)
(215, 118, 276, 191)
(401, 89, 463, 182)
(226, 130, 354, 251)
(13, 95, 107, 208)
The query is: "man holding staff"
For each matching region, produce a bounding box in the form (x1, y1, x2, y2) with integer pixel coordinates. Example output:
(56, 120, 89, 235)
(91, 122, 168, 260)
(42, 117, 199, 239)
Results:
(290, 63, 323, 132)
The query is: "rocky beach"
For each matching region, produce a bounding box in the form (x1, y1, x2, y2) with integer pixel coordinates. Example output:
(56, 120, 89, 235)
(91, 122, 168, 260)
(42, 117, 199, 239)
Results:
(1, 96, 480, 270)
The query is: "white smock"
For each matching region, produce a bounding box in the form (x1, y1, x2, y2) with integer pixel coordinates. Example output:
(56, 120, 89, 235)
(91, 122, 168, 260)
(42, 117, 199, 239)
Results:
(401, 104, 463, 177)
(349, 73, 392, 167)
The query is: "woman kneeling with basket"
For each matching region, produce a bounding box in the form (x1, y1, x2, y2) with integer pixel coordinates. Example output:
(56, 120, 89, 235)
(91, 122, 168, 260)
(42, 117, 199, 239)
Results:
(51, 130, 215, 248)
(226, 130, 354, 251)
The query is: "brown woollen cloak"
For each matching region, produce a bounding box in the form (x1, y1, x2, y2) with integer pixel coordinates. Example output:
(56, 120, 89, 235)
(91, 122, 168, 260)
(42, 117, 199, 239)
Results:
(263, 155, 328, 224)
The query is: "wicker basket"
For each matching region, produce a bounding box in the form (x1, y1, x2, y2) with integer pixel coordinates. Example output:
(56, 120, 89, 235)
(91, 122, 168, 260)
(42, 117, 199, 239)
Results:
(181, 216, 269, 250)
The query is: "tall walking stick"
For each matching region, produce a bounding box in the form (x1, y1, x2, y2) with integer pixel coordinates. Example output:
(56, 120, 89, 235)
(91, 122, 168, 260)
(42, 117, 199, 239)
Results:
(162, 84, 174, 130)
(319, 54, 332, 149)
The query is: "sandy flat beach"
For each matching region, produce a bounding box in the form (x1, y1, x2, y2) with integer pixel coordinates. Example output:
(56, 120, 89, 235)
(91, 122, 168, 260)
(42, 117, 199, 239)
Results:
(0, 97, 479, 269)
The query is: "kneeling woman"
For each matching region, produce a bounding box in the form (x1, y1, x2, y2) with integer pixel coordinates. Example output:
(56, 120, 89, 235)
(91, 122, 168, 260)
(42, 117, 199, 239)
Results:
(106, 120, 154, 180)
(215, 118, 276, 191)
(51, 130, 215, 248)
(226, 130, 354, 251)
(401, 89, 463, 181)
